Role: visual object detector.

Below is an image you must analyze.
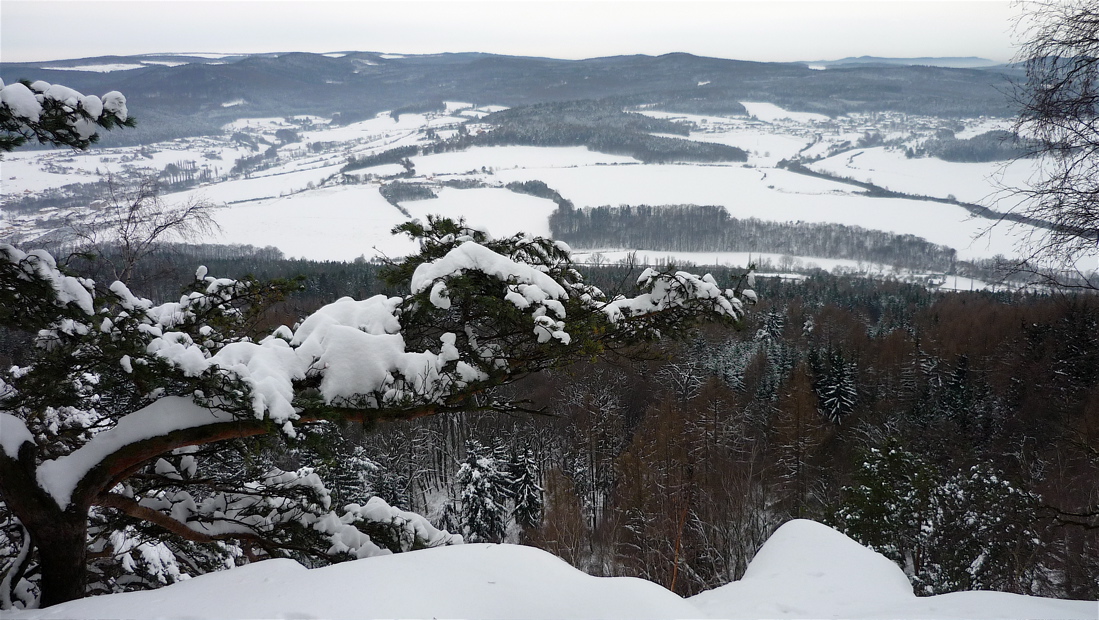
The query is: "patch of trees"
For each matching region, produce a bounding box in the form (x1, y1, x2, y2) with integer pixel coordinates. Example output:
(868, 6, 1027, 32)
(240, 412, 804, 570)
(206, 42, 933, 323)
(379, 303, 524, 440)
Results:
(389, 100, 446, 123)
(504, 180, 574, 210)
(407, 100, 747, 164)
(230, 145, 280, 176)
(913, 130, 1034, 162)
(8, 238, 1092, 602)
(550, 203, 959, 272)
(379, 181, 437, 210)
(341, 145, 418, 173)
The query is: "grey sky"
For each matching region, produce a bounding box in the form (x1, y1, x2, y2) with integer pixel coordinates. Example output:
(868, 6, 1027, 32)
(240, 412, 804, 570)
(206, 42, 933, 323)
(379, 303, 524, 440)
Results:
(2, 1, 1020, 64)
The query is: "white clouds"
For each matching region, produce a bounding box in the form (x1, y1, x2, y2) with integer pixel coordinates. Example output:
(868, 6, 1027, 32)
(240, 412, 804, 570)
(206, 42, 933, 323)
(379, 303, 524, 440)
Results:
(1, 1, 1017, 64)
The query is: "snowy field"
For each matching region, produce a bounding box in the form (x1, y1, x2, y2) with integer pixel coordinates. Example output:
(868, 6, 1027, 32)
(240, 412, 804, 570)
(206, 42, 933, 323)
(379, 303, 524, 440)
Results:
(741, 101, 831, 124)
(403, 187, 558, 239)
(2, 100, 1079, 282)
(13, 520, 1095, 620)
(410, 145, 638, 176)
(493, 164, 1030, 261)
(209, 185, 418, 261)
(809, 146, 1042, 206)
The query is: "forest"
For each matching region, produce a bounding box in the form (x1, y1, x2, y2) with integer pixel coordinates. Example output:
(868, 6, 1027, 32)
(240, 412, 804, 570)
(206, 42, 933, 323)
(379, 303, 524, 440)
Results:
(4, 244, 1093, 602)
(549, 203, 962, 272)
(337, 267, 1099, 600)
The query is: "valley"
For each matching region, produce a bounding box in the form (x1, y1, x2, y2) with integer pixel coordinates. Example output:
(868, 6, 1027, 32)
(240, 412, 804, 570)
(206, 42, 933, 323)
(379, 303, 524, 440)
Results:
(1, 84, 1061, 289)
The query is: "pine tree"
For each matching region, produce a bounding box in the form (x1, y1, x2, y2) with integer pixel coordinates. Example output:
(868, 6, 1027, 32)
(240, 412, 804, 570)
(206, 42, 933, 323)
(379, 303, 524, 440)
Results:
(810, 347, 858, 423)
(0, 215, 754, 608)
(455, 440, 510, 543)
(830, 440, 936, 579)
(509, 446, 544, 531)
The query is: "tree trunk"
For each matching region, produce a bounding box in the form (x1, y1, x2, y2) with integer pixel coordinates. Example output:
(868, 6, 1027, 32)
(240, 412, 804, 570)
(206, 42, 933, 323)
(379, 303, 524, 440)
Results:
(33, 513, 88, 607)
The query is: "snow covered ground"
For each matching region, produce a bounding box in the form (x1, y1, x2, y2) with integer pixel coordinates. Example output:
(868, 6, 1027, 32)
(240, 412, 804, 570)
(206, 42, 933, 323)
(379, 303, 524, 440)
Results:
(210, 185, 418, 261)
(2, 100, 1081, 282)
(809, 146, 1041, 206)
(403, 187, 558, 239)
(13, 520, 1095, 620)
(493, 163, 1029, 261)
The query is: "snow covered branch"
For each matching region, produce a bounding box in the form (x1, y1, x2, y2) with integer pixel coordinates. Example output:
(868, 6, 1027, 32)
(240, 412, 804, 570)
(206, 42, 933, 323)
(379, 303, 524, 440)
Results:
(0, 79, 134, 152)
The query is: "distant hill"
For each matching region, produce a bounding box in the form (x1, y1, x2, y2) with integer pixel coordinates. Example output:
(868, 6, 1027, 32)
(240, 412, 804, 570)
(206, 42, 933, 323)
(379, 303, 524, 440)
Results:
(1, 51, 1021, 146)
(805, 56, 1002, 69)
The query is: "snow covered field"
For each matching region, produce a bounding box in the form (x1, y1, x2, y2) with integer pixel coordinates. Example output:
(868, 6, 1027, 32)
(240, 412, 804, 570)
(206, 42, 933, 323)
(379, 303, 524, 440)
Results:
(403, 187, 558, 239)
(0, 100, 1071, 279)
(493, 164, 1028, 261)
(13, 520, 1095, 620)
(209, 185, 418, 261)
(809, 146, 1040, 205)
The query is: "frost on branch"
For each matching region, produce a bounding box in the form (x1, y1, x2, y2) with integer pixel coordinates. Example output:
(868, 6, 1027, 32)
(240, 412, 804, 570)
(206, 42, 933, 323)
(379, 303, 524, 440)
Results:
(0, 79, 134, 152)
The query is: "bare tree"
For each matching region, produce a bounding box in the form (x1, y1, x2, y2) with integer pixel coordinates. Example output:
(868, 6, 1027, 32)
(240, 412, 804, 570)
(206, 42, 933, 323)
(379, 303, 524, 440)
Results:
(1009, 0, 1099, 288)
(66, 176, 220, 285)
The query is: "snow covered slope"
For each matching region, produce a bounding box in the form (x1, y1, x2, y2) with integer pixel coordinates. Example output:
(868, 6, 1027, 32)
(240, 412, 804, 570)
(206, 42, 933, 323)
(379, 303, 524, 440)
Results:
(12, 520, 1096, 620)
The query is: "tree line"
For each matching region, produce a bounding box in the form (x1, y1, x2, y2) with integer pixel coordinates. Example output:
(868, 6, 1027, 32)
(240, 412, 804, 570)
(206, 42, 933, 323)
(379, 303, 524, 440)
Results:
(550, 203, 960, 272)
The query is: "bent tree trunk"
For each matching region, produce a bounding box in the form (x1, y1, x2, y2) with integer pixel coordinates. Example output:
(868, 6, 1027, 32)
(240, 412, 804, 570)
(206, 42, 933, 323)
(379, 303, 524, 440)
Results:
(32, 513, 88, 607)
(0, 441, 90, 607)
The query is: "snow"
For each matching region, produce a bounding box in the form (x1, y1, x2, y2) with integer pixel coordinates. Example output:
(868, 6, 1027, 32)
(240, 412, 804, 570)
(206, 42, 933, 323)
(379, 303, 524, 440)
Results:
(1, 82, 43, 122)
(689, 519, 1096, 620)
(690, 519, 915, 618)
(35, 398, 233, 510)
(410, 145, 638, 176)
(493, 164, 1033, 261)
(809, 146, 1040, 205)
(342, 162, 405, 177)
(11, 521, 1095, 620)
(411, 241, 567, 300)
(0, 413, 34, 458)
(140, 60, 189, 67)
(207, 185, 418, 261)
(0, 245, 96, 315)
(404, 187, 557, 238)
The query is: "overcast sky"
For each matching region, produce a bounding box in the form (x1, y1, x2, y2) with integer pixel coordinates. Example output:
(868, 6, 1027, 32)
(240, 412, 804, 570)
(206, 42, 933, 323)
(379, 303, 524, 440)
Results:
(2, 1, 1020, 64)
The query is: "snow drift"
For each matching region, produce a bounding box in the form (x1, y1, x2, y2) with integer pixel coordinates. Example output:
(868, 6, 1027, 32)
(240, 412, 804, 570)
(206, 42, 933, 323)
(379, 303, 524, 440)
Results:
(10, 520, 1097, 619)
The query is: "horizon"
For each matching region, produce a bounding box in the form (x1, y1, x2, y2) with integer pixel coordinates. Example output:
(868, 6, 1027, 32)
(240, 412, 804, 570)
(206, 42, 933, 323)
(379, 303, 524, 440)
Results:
(2, 1, 1019, 65)
(3, 48, 1007, 67)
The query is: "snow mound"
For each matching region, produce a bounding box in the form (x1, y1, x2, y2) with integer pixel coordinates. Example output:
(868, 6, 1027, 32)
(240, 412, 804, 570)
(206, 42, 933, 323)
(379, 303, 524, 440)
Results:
(691, 519, 913, 618)
(690, 519, 1097, 620)
(16, 544, 700, 620)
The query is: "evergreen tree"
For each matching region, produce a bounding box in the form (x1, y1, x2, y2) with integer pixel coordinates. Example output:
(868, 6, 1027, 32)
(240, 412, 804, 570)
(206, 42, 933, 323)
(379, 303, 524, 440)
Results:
(0, 218, 754, 608)
(831, 441, 936, 579)
(810, 348, 858, 422)
(920, 465, 1043, 595)
(455, 440, 510, 543)
(509, 446, 544, 530)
